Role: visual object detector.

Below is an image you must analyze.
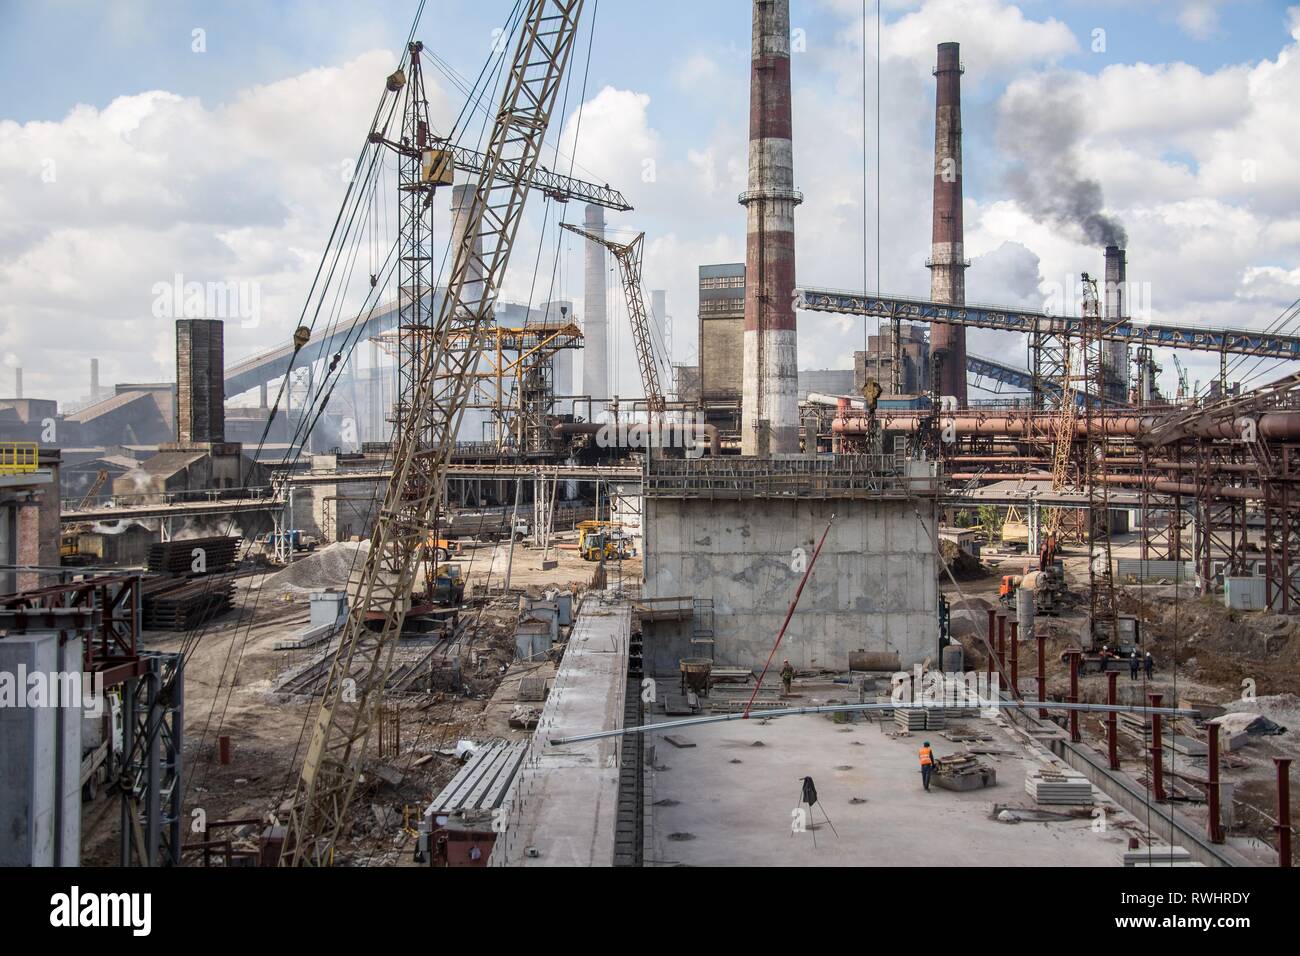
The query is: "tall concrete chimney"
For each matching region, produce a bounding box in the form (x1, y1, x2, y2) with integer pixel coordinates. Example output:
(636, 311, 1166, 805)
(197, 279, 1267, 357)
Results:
(13, 367, 21, 400)
(741, 0, 801, 456)
(582, 203, 608, 405)
(175, 318, 225, 445)
(1104, 245, 1129, 401)
(928, 41, 968, 407)
(451, 184, 485, 315)
(90, 358, 99, 399)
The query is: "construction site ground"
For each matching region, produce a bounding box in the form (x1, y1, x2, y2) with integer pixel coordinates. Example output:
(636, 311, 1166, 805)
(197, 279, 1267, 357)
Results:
(646, 704, 1146, 866)
(78, 530, 630, 866)
(942, 531, 1300, 860)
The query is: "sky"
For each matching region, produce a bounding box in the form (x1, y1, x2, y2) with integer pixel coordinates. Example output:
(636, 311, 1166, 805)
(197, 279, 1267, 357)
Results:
(1, 0, 1299, 408)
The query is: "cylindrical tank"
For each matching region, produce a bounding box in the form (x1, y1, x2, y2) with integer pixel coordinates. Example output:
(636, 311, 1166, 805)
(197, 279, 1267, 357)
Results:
(1015, 586, 1036, 635)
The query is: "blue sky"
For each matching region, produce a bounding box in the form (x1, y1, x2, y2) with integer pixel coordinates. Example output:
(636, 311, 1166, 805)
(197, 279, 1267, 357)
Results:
(2, 0, 1298, 404)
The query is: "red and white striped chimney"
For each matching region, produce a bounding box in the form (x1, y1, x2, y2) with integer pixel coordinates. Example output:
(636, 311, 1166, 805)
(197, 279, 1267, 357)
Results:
(741, 0, 801, 456)
(929, 41, 968, 407)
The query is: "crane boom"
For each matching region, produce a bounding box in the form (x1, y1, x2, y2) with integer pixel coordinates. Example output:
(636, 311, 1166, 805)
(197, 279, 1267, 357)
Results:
(281, 0, 588, 865)
(560, 223, 665, 416)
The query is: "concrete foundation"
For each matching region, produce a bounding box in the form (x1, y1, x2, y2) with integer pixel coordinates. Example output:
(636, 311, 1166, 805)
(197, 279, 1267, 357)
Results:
(643, 496, 939, 671)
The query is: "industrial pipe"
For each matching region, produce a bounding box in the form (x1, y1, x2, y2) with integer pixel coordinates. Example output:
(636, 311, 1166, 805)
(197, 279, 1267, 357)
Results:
(946, 470, 1265, 500)
(832, 410, 1300, 442)
(547, 699, 1202, 746)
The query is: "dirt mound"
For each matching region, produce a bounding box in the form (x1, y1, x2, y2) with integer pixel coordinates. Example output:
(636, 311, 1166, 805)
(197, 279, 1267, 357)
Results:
(939, 539, 986, 581)
(261, 542, 368, 595)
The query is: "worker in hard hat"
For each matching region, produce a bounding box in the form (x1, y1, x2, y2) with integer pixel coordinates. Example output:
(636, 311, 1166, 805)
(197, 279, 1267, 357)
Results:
(919, 741, 936, 792)
(780, 659, 794, 697)
(1144, 652, 1154, 680)
(1129, 650, 1140, 681)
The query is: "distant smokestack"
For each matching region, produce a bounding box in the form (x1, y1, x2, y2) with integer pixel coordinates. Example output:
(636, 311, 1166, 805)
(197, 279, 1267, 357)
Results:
(652, 289, 668, 355)
(14, 366, 21, 400)
(1104, 245, 1128, 401)
(450, 184, 485, 315)
(175, 319, 225, 445)
(741, 0, 801, 456)
(929, 41, 968, 407)
(582, 203, 608, 404)
(90, 357, 99, 397)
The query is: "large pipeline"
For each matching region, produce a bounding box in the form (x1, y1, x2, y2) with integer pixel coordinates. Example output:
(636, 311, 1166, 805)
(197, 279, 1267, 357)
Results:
(947, 470, 1264, 500)
(832, 410, 1300, 442)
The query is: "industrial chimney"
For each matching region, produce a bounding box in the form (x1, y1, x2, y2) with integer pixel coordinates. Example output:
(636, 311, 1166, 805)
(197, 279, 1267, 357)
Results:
(582, 203, 609, 406)
(741, 0, 801, 456)
(450, 184, 485, 315)
(928, 41, 968, 407)
(175, 318, 225, 445)
(1103, 245, 1129, 402)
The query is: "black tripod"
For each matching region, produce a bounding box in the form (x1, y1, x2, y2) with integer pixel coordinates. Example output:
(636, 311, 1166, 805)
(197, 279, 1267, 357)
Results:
(792, 776, 839, 847)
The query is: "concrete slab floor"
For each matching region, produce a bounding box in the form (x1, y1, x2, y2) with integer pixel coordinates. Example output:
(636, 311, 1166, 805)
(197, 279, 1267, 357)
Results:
(645, 711, 1147, 867)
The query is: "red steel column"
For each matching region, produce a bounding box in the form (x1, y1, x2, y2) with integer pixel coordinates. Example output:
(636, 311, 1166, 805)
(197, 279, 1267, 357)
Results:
(1036, 632, 1047, 718)
(1207, 723, 1224, 844)
(1150, 693, 1166, 801)
(1276, 758, 1293, 868)
(928, 41, 968, 406)
(996, 613, 1006, 671)
(1068, 650, 1080, 743)
(741, 0, 801, 455)
(1106, 672, 1119, 769)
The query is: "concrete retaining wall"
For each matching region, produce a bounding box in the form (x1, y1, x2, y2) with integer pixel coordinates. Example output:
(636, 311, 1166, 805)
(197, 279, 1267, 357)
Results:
(644, 496, 939, 670)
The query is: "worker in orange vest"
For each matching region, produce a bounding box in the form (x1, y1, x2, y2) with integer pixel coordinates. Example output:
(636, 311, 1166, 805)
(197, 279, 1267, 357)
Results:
(919, 741, 936, 792)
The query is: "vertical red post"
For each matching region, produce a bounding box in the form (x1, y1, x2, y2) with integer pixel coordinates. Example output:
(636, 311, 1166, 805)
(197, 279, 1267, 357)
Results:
(1207, 723, 1224, 844)
(1036, 632, 1047, 718)
(218, 735, 231, 766)
(1106, 672, 1119, 769)
(1276, 758, 1293, 868)
(1009, 619, 1019, 695)
(996, 614, 1006, 671)
(1068, 650, 1080, 743)
(1150, 693, 1165, 802)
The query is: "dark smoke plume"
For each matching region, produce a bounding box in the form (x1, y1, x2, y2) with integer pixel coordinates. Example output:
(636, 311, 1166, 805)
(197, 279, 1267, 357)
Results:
(997, 74, 1127, 248)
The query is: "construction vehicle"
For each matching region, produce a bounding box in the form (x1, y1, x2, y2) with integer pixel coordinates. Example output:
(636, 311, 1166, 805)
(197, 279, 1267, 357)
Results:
(577, 520, 624, 561)
(999, 506, 1029, 550)
(281, 4, 588, 865)
(430, 564, 465, 606)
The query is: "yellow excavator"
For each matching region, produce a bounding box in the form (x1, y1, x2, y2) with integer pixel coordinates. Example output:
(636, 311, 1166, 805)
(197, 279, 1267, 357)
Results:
(577, 520, 625, 562)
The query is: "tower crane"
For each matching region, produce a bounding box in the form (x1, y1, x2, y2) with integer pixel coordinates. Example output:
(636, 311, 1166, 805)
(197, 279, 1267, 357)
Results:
(280, 0, 589, 865)
(559, 223, 666, 420)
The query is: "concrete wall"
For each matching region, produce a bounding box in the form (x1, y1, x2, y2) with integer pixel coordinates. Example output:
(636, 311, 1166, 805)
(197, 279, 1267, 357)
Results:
(643, 496, 939, 672)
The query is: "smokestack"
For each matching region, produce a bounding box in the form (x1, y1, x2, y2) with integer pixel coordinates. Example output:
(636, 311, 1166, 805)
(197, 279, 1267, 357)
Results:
(929, 41, 968, 407)
(13, 367, 21, 400)
(175, 319, 225, 445)
(582, 203, 608, 405)
(652, 289, 670, 378)
(1104, 245, 1129, 401)
(451, 184, 485, 315)
(741, 0, 801, 456)
(90, 357, 99, 398)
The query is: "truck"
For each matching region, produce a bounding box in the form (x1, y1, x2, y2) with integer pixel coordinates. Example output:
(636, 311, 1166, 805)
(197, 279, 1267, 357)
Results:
(439, 510, 530, 542)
